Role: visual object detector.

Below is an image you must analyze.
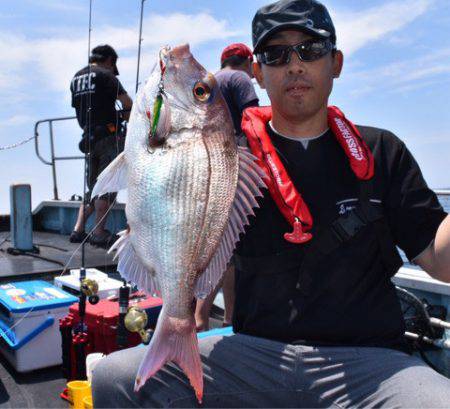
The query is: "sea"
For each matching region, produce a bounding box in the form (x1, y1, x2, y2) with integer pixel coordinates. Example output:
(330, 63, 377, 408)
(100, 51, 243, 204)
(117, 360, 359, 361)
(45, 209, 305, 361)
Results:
(438, 193, 450, 213)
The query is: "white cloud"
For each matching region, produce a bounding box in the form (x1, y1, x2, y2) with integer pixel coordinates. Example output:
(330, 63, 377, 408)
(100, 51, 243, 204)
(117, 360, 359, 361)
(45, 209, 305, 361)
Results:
(25, 0, 85, 13)
(99, 13, 241, 51)
(332, 0, 433, 55)
(399, 65, 450, 82)
(0, 33, 31, 90)
(1, 114, 34, 126)
(344, 47, 450, 96)
(392, 77, 450, 94)
(0, 12, 240, 101)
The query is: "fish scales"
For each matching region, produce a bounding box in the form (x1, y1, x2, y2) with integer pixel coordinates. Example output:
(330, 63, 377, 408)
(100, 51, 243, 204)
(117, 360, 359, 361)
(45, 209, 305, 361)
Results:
(190, 129, 239, 273)
(128, 140, 215, 317)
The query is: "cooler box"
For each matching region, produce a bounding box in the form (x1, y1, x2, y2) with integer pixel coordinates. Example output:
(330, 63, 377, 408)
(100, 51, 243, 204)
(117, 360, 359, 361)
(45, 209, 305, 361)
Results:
(54, 268, 123, 300)
(69, 292, 163, 354)
(0, 280, 78, 372)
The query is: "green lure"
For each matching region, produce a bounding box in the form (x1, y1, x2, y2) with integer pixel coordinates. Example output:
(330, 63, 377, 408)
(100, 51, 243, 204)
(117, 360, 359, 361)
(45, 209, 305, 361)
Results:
(150, 93, 163, 138)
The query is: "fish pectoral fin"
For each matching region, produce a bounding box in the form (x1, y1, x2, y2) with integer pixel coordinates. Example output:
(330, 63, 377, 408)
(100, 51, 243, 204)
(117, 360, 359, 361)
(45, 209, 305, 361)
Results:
(91, 152, 128, 198)
(195, 146, 266, 299)
(135, 313, 203, 404)
(110, 230, 160, 296)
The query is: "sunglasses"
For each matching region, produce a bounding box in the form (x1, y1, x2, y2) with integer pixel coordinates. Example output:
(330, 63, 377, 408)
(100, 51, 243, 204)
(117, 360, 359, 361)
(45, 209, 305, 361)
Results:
(257, 39, 335, 66)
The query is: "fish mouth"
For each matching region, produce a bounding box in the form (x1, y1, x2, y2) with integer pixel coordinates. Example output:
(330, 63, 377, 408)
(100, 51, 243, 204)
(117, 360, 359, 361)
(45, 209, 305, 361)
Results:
(170, 44, 192, 60)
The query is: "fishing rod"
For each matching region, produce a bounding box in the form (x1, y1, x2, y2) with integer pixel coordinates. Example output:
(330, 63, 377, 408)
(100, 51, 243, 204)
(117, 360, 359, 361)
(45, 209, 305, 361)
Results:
(77, 0, 94, 332)
(81, 0, 94, 271)
(135, 0, 146, 94)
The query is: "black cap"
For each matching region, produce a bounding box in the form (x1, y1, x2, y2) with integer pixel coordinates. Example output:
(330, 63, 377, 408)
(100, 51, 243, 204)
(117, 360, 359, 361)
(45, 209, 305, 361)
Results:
(252, 0, 336, 53)
(90, 44, 119, 75)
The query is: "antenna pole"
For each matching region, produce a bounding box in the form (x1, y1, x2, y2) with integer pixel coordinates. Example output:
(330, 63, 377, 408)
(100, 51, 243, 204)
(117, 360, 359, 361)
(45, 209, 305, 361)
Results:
(135, 0, 146, 94)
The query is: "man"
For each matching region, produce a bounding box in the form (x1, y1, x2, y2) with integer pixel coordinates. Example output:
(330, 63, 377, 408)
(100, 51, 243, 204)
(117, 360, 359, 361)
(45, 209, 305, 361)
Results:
(70, 44, 133, 247)
(216, 43, 259, 142)
(92, 1, 450, 407)
(195, 43, 259, 331)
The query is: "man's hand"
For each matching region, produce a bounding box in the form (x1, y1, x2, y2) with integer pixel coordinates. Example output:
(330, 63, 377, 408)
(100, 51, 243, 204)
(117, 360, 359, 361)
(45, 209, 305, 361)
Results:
(415, 215, 450, 282)
(118, 93, 133, 121)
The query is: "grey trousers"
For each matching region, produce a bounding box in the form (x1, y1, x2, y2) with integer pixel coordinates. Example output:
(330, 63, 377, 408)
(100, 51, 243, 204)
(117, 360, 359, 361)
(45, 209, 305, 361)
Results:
(92, 334, 450, 408)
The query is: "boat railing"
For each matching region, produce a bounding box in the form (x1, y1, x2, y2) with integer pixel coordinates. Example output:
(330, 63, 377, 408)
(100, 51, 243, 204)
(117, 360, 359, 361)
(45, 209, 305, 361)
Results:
(34, 111, 129, 201)
(33, 115, 450, 203)
(34, 115, 81, 201)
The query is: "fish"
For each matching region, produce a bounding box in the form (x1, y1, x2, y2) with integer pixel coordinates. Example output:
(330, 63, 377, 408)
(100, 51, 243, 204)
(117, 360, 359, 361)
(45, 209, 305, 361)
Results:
(91, 44, 265, 402)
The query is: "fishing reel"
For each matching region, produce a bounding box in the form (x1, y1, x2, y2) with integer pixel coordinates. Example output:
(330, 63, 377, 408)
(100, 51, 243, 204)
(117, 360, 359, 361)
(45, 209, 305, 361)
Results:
(397, 286, 450, 375)
(124, 306, 153, 345)
(397, 286, 448, 342)
(81, 278, 100, 305)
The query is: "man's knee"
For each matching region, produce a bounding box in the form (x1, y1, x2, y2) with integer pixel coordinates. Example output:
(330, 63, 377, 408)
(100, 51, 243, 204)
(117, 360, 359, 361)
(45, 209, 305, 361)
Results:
(395, 365, 450, 407)
(364, 362, 450, 408)
(92, 359, 113, 407)
(92, 355, 119, 407)
(92, 345, 201, 408)
(198, 335, 225, 355)
(92, 348, 141, 408)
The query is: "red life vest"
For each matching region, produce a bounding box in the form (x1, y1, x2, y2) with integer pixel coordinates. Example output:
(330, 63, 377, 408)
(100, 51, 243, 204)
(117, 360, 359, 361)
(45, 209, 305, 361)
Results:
(241, 106, 374, 244)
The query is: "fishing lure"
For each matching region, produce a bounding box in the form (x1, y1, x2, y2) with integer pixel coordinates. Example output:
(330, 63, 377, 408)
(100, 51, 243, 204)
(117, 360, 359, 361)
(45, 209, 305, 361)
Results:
(147, 48, 170, 150)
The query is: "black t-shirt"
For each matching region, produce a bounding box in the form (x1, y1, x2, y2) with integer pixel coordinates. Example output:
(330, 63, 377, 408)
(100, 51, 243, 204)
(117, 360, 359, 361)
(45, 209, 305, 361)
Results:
(215, 69, 259, 136)
(233, 124, 447, 348)
(70, 65, 126, 130)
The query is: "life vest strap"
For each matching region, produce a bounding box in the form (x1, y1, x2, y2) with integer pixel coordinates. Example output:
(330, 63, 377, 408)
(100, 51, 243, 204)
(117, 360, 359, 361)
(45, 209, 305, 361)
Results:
(241, 106, 375, 244)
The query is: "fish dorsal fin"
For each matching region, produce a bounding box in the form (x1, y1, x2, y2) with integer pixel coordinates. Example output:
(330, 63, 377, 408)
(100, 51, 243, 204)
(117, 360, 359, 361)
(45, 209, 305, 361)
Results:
(194, 147, 266, 299)
(91, 152, 128, 198)
(109, 230, 160, 296)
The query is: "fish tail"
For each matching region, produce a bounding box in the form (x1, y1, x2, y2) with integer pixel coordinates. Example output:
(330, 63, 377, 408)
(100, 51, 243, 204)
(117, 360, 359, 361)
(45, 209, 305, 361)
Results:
(134, 313, 204, 403)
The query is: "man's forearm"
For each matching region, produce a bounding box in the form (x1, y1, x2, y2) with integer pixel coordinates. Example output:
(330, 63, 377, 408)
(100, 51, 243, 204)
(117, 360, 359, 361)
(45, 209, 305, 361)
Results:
(118, 93, 133, 121)
(433, 215, 450, 280)
(418, 215, 450, 282)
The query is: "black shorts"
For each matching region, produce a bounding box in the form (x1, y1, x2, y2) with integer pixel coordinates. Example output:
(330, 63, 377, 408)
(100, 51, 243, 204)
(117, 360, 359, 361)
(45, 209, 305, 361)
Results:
(86, 137, 121, 203)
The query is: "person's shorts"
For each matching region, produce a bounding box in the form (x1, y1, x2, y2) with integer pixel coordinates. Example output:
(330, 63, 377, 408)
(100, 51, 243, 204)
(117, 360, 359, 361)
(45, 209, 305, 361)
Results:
(85, 137, 121, 203)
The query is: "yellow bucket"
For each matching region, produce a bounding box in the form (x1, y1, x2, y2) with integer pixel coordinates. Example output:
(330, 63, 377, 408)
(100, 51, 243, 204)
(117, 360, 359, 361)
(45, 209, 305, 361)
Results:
(83, 395, 93, 409)
(67, 380, 92, 409)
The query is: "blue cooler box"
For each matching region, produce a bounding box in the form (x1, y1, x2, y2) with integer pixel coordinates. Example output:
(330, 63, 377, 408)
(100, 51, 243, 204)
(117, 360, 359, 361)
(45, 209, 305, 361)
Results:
(0, 280, 78, 372)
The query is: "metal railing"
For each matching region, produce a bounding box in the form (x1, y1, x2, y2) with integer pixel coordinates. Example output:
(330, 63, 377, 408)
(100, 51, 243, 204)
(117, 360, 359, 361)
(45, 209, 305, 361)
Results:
(435, 191, 450, 196)
(34, 116, 83, 201)
(33, 116, 450, 204)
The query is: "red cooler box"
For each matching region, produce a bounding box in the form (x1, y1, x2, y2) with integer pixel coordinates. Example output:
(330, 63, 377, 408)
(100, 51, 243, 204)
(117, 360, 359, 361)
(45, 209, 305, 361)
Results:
(68, 293, 162, 354)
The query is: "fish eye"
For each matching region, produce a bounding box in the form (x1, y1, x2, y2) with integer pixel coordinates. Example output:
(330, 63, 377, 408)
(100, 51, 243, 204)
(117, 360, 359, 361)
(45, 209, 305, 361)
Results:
(193, 81, 211, 102)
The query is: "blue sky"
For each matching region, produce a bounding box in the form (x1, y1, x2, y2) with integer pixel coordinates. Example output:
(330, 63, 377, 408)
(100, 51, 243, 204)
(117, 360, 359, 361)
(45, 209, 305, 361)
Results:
(0, 0, 449, 213)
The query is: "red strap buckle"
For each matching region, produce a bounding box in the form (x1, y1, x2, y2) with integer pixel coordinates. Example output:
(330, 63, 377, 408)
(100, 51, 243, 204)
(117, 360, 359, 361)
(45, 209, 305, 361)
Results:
(284, 220, 312, 244)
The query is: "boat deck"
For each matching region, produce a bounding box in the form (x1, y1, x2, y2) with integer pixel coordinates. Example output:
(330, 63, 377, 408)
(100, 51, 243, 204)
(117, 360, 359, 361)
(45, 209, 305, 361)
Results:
(0, 354, 65, 408)
(0, 231, 117, 282)
(0, 230, 119, 407)
(0, 318, 225, 408)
